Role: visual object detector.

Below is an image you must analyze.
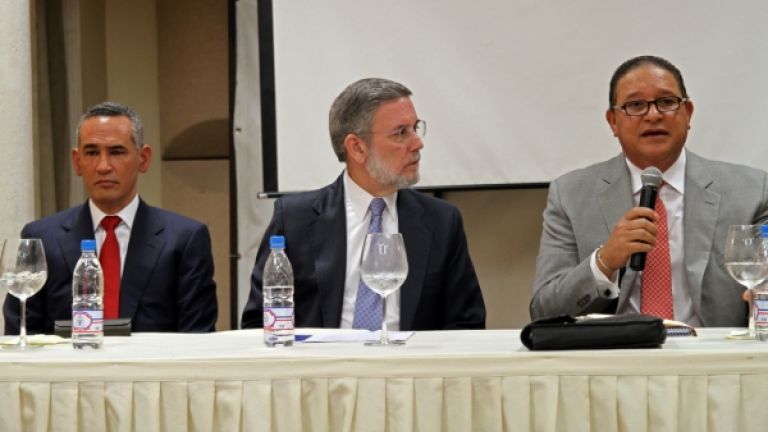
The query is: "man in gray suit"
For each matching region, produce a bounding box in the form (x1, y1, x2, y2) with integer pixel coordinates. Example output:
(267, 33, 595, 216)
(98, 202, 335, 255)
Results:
(531, 55, 768, 326)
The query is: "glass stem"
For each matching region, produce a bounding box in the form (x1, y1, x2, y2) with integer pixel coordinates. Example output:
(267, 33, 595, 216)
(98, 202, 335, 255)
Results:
(20, 298, 27, 348)
(380, 295, 388, 345)
(750, 288, 757, 337)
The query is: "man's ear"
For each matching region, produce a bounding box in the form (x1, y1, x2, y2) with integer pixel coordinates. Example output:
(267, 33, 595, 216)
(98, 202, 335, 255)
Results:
(605, 109, 618, 137)
(138, 144, 152, 173)
(683, 99, 694, 130)
(343, 133, 368, 164)
(71, 148, 82, 176)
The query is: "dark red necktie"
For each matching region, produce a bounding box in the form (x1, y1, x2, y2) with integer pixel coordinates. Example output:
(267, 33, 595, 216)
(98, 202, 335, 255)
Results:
(100, 216, 122, 319)
(641, 187, 674, 319)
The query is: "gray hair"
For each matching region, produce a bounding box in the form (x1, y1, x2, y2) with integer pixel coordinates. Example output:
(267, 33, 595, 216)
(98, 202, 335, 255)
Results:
(76, 101, 144, 148)
(328, 78, 412, 162)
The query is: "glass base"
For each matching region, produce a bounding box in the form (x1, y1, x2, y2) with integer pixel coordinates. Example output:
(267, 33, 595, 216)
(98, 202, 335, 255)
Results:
(728, 329, 751, 339)
(365, 339, 406, 346)
(2, 343, 43, 350)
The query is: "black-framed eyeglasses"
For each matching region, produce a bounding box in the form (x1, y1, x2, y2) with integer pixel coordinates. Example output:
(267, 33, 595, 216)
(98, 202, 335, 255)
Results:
(613, 96, 688, 116)
(368, 120, 426, 143)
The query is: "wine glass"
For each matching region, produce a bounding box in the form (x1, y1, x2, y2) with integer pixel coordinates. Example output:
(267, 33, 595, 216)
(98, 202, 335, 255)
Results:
(0, 239, 48, 349)
(360, 233, 408, 346)
(724, 225, 768, 338)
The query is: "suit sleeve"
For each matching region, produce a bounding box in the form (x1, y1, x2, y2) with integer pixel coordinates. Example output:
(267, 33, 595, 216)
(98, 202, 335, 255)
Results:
(440, 209, 486, 329)
(753, 170, 768, 224)
(530, 180, 617, 320)
(241, 199, 284, 328)
(175, 224, 218, 332)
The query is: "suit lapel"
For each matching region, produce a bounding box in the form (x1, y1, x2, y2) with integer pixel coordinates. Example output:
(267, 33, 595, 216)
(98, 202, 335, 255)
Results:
(59, 204, 96, 274)
(310, 177, 348, 327)
(597, 155, 639, 310)
(120, 201, 166, 319)
(683, 151, 719, 315)
(397, 191, 430, 330)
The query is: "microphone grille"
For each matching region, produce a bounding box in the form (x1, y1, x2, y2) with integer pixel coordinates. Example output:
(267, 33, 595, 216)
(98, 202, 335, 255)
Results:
(640, 167, 663, 188)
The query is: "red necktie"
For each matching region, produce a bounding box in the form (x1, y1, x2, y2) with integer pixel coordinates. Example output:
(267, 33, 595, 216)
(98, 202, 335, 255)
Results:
(100, 216, 122, 319)
(641, 188, 674, 319)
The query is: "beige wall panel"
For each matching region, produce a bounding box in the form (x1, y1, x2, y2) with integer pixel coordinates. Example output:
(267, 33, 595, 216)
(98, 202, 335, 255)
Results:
(163, 160, 231, 330)
(156, 0, 230, 325)
(157, 0, 228, 159)
(78, 0, 106, 109)
(104, 0, 162, 206)
(446, 189, 548, 329)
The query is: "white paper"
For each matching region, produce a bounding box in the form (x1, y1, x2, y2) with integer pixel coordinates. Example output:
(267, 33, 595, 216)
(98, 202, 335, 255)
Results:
(300, 330, 414, 343)
(0, 334, 69, 346)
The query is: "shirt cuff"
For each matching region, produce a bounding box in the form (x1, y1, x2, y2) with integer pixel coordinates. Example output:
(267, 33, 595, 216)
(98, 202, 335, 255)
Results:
(590, 250, 620, 299)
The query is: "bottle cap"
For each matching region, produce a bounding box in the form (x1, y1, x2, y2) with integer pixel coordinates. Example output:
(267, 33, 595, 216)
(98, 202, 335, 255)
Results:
(270, 235, 286, 249)
(761, 225, 768, 238)
(81, 239, 97, 252)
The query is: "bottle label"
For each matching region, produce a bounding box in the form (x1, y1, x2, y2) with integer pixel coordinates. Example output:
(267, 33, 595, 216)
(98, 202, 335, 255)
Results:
(756, 298, 768, 329)
(73, 309, 104, 333)
(264, 307, 294, 331)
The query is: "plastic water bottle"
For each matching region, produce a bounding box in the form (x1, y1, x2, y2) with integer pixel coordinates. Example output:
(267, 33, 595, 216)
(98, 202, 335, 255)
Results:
(71, 239, 104, 349)
(754, 225, 768, 341)
(263, 235, 295, 347)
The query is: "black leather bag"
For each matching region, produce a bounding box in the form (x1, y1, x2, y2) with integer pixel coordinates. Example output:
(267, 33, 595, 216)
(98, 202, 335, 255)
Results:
(520, 313, 666, 350)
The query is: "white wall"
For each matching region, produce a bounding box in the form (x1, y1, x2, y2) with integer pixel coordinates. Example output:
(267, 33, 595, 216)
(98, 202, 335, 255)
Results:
(267, 0, 768, 191)
(0, 0, 35, 334)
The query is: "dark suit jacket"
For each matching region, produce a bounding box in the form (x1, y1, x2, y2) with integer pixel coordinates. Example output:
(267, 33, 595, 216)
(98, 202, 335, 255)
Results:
(241, 175, 485, 330)
(3, 200, 218, 334)
(531, 150, 768, 326)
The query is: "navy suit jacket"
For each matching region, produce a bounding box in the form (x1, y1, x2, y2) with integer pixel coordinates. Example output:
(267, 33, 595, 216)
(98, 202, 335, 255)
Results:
(241, 175, 486, 330)
(3, 200, 218, 334)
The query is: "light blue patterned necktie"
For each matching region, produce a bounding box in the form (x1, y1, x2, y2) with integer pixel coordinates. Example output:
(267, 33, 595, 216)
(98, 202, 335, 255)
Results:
(352, 198, 386, 330)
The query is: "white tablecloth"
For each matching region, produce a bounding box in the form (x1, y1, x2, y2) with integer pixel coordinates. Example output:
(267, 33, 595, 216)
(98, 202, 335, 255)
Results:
(1, 328, 767, 432)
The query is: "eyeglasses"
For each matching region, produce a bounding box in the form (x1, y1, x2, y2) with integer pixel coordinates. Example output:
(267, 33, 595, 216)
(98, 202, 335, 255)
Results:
(613, 96, 688, 116)
(368, 120, 426, 143)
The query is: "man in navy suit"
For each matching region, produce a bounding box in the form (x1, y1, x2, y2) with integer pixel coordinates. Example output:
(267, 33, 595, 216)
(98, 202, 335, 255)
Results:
(3, 102, 217, 334)
(241, 78, 485, 330)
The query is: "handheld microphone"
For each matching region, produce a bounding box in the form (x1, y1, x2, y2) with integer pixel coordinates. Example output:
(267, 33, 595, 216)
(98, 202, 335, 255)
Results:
(629, 166, 663, 271)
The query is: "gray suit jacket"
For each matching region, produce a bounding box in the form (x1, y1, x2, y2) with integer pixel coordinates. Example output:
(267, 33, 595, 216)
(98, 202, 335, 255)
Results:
(530, 150, 768, 326)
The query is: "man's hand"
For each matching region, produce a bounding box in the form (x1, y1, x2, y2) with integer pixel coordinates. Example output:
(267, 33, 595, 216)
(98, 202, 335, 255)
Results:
(598, 207, 659, 278)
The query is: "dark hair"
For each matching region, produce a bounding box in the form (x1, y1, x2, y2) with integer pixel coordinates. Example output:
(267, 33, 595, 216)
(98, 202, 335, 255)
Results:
(609, 55, 688, 108)
(328, 78, 412, 162)
(77, 101, 144, 148)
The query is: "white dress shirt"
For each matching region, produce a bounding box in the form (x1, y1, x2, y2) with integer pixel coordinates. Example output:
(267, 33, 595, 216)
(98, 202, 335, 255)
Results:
(590, 152, 701, 325)
(88, 194, 140, 277)
(340, 171, 401, 330)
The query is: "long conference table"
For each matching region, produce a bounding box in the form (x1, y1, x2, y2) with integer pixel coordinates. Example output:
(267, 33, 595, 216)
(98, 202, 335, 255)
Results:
(1, 328, 767, 432)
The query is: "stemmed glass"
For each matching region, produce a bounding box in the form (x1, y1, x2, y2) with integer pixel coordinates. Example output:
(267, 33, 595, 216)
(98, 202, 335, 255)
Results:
(0, 239, 48, 349)
(360, 233, 408, 346)
(724, 225, 768, 338)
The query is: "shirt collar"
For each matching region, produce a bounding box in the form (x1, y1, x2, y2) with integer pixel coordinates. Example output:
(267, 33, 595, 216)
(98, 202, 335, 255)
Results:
(89, 194, 140, 232)
(626, 151, 686, 195)
(343, 170, 397, 224)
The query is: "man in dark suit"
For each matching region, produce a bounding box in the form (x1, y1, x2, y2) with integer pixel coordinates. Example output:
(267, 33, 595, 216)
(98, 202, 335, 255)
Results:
(4, 102, 217, 334)
(241, 78, 485, 330)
